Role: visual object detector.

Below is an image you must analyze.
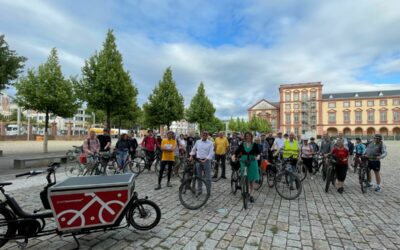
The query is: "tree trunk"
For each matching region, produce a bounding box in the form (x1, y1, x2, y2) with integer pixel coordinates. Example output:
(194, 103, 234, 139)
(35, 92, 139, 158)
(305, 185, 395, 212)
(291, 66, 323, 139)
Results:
(43, 110, 49, 153)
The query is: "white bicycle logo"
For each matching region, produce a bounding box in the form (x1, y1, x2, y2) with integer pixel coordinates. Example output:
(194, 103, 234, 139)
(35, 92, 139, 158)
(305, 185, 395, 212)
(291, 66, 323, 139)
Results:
(57, 192, 125, 227)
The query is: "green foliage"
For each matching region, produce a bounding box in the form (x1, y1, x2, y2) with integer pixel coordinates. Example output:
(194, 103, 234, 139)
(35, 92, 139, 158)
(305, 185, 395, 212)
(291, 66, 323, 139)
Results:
(0, 35, 26, 90)
(9, 109, 27, 123)
(249, 115, 271, 133)
(76, 29, 139, 128)
(202, 116, 224, 134)
(186, 82, 216, 131)
(228, 117, 237, 131)
(15, 48, 79, 152)
(143, 67, 184, 129)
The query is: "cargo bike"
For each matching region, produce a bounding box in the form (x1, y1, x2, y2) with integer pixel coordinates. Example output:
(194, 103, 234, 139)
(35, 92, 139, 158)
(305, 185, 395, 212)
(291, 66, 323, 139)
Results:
(0, 163, 161, 249)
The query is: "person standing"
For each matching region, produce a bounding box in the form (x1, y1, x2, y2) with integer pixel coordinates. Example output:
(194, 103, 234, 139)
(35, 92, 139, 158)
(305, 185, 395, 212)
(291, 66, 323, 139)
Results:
(97, 128, 111, 152)
(353, 138, 366, 170)
(213, 132, 230, 179)
(190, 131, 214, 194)
(141, 130, 158, 170)
(233, 132, 261, 203)
(365, 134, 387, 192)
(347, 138, 354, 167)
(155, 131, 176, 190)
(115, 134, 130, 172)
(331, 140, 349, 194)
(229, 133, 241, 156)
(83, 130, 100, 163)
(300, 137, 314, 176)
(128, 133, 138, 160)
(309, 137, 319, 154)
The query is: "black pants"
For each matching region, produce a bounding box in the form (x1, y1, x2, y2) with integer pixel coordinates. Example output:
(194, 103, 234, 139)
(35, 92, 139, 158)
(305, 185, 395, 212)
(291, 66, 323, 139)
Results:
(145, 150, 155, 169)
(158, 161, 174, 185)
(302, 157, 313, 173)
(214, 154, 226, 178)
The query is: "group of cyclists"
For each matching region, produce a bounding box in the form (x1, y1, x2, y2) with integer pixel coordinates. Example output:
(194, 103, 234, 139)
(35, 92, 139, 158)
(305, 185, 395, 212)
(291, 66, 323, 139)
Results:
(80, 127, 387, 203)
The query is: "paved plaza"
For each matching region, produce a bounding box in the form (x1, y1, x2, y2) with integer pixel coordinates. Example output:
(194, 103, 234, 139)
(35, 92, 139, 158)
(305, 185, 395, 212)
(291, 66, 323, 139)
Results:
(1, 142, 400, 249)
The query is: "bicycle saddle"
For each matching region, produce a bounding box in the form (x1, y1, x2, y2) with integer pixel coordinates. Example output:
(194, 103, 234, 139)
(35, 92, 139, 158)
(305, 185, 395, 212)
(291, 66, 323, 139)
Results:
(0, 182, 12, 187)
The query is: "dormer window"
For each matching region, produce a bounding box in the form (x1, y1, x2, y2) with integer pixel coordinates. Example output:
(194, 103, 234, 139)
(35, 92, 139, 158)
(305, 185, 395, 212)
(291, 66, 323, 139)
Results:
(355, 93, 359, 97)
(329, 94, 333, 99)
(379, 92, 383, 96)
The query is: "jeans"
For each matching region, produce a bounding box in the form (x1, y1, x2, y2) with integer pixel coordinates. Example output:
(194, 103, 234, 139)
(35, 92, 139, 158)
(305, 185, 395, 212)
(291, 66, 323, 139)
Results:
(196, 159, 211, 193)
(159, 161, 174, 185)
(214, 154, 226, 177)
(117, 150, 128, 171)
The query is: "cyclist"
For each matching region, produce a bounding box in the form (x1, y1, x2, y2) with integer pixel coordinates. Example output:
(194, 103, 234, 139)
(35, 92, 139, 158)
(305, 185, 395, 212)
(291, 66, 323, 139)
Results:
(331, 139, 349, 194)
(186, 133, 195, 157)
(364, 134, 387, 192)
(309, 137, 319, 154)
(97, 128, 111, 152)
(282, 132, 300, 189)
(347, 138, 354, 167)
(83, 130, 100, 164)
(266, 135, 275, 163)
(300, 137, 314, 176)
(233, 132, 261, 203)
(229, 133, 241, 156)
(141, 130, 158, 170)
(189, 131, 214, 195)
(320, 134, 333, 163)
(213, 131, 229, 179)
(155, 131, 176, 190)
(128, 132, 138, 160)
(260, 134, 270, 162)
(115, 134, 130, 172)
(353, 138, 366, 170)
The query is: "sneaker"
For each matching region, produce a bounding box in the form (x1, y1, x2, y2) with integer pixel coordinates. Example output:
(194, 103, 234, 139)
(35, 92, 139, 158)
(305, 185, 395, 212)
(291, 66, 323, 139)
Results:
(221, 176, 227, 179)
(366, 183, 373, 188)
(249, 196, 255, 203)
(375, 186, 381, 192)
(154, 185, 161, 190)
(167, 182, 172, 187)
(338, 187, 344, 194)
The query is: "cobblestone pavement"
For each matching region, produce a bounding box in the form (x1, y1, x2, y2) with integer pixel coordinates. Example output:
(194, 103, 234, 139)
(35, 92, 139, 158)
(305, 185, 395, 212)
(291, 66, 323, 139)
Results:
(1, 142, 400, 250)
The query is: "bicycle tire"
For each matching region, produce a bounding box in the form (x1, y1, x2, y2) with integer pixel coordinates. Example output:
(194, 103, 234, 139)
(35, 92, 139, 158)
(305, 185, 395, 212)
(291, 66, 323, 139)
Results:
(325, 168, 333, 193)
(274, 171, 302, 200)
(241, 176, 249, 209)
(360, 167, 367, 193)
(65, 158, 81, 177)
(266, 169, 275, 188)
(322, 164, 327, 181)
(179, 176, 210, 210)
(254, 167, 264, 191)
(231, 170, 239, 194)
(127, 199, 161, 230)
(130, 157, 145, 176)
(0, 208, 17, 248)
(211, 161, 222, 182)
(296, 162, 307, 182)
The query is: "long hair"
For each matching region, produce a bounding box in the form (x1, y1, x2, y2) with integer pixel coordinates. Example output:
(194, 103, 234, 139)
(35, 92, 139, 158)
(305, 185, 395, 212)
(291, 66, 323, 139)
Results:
(244, 131, 253, 142)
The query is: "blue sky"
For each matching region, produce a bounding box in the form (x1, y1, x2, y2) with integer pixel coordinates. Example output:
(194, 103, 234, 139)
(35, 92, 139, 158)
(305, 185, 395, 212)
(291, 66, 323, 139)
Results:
(1, 0, 400, 119)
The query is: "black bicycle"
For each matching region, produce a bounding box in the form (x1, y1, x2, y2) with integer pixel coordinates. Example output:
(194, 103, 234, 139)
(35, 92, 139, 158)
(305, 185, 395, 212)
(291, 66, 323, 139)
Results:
(325, 156, 337, 193)
(274, 156, 303, 200)
(0, 163, 161, 249)
(178, 159, 210, 210)
(240, 159, 251, 209)
(230, 159, 241, 194)
(358, 156, 369, 193)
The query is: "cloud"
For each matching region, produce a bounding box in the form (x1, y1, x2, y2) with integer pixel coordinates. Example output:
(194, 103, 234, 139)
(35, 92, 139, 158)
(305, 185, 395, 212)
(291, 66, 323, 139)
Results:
(1, 0, 400, 120)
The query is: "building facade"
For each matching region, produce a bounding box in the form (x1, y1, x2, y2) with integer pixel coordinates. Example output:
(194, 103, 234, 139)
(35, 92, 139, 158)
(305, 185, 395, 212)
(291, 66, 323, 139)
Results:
(248, 82, 400, 137)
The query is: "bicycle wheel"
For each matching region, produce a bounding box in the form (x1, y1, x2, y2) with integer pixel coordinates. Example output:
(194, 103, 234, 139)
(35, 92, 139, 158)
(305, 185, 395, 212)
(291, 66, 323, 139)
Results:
(130, 157, 145, 175)
(254, 167, 264, 191)
(322, 163, 327, 181)
(296, 162, 307, 182)
(0, 208, 17, 248)
(360, 167, 368, 193)
(231, 170, 239, 194)
(241, 176, 249, 209)
(325, 168, 333, 193)
(65, 158, 81, 176)
(179, 176, 210, 210)
(211, 161, 222, 182)
(266, 169, 275, 188)
(127, 199, 161, 230)
(154, 160, 167, 178)
(275, 171, 302, 200)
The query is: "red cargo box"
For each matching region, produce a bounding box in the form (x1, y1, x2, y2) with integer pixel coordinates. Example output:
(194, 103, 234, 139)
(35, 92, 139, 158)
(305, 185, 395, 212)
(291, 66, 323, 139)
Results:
(49, 174, 135, 232)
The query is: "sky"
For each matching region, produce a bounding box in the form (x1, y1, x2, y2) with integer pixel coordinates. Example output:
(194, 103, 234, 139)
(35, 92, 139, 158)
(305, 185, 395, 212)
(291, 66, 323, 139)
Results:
(1, 0, 400, 120)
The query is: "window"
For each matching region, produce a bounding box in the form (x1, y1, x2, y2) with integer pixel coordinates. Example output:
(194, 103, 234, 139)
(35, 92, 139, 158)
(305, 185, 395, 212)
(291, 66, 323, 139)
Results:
(380, 100, 387, 106)
(285, 92, 291, 101)
(380, 111, 387, 122)
(394, 110, 400, 122)
(343, 101, 350, 107)
(294, 127, 299, 135)
(328, 113, 336, 124)
(343, 111, 350, 123)
(355, 111, 362, 123)
(355, 101, 362, 107)
(310, 91, 316, 99)
(367, 110, 374, 122)
(294, 92, 299, 101)
(367, 100, 374, 107)
(285, 104, 291, 110)
(328, 102, 336, 108)
(285, 114, 291, 124)
(294, 113, 299, 123)
(294, 103, 299, 109)
(393, 99, 400, 106)
(302, 92, 308, 101)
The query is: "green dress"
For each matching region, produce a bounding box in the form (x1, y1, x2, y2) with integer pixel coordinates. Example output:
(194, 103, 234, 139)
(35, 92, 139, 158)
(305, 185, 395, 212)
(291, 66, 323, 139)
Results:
(239, 143, 260, 182)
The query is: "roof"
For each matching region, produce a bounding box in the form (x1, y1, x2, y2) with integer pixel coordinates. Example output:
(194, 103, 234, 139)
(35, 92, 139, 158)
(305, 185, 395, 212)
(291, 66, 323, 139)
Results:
(248, 99, 279, 111)
(280, 82, 322, 89)
(322, 90, 400, 100)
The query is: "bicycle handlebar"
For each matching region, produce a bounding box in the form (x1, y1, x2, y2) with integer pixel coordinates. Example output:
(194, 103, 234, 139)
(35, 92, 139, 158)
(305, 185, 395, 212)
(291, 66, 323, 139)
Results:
(16, 170, 44, 178)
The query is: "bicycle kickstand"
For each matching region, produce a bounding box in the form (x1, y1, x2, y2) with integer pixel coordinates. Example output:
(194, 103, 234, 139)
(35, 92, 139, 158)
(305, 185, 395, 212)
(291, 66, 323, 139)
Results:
(72, 233, 80, 250)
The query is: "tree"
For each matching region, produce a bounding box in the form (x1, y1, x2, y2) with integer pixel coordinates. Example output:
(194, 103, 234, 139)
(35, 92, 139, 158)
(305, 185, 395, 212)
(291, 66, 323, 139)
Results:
(9, 109, 27, 123)
(143, 67, 184, 130)
(15, 48, 79, 152)
(228, 117, 237, 132)
(248, 115, 271, 133)
(0, 35, 26, 90)
(76, 29, 138, 128)
(203, 116, 224, 134)
(186, 82, 216, 131)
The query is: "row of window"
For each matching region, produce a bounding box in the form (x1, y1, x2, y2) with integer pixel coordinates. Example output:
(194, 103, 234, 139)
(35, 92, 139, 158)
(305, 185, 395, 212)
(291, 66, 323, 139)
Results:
(328, 99, 400, 108)
(285, 103, 317, 110)
(285, 91, 317, 102)
(328, 110, 400, 124)
(285, 113, 317, 124)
